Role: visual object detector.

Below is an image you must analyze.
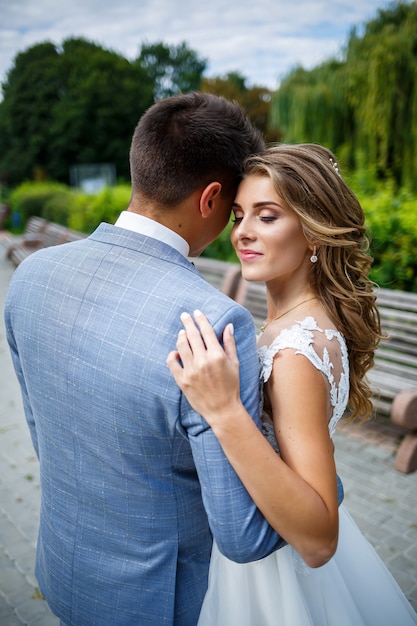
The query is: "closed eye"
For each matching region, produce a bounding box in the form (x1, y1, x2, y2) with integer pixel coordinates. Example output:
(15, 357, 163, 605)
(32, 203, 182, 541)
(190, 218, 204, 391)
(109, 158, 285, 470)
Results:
(232, 215, 277, 224)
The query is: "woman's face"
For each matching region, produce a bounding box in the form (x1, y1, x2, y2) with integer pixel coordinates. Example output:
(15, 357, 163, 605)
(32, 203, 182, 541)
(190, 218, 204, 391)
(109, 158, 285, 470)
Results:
(231, 174, 311, 286)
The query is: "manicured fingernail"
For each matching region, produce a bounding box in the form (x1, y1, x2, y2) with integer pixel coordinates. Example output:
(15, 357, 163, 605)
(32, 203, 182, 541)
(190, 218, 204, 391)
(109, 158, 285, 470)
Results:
(227, 323, 234, 335)
(178, 329, 186, 337)
(180, 312, 190, 321)
(194, 309, 202, 316)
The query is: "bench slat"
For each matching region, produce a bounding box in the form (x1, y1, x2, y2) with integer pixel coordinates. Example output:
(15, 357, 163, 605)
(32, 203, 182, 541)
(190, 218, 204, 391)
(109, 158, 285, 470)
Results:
(6, 220, 86, 267)
(192, 257, 242, 299)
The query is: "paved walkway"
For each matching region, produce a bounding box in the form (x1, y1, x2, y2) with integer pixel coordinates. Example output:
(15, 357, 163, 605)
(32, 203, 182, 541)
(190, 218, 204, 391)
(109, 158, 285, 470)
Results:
(0, 247, 416, 624)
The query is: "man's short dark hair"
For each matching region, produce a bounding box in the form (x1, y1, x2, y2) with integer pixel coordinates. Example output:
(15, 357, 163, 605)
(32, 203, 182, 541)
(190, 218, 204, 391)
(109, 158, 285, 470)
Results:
(129, 92, 265, 207)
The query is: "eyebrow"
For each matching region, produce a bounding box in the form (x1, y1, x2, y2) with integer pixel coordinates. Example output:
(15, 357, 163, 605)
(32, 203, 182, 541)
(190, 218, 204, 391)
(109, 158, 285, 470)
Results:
(232, 201, 282, 209)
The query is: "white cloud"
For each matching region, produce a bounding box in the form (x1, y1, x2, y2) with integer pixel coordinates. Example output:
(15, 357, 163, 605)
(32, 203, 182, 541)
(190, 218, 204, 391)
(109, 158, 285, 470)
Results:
(0, 0, 390, 91)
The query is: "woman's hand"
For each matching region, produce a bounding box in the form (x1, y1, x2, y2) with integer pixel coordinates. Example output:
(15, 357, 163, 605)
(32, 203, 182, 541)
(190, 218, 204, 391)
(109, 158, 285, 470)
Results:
(166, 310, 242, 426)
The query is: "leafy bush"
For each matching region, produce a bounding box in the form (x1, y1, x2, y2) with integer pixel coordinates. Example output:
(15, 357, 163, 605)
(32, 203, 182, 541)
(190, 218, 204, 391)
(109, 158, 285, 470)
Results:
(67, 185, 131, 233)
(10, 183, 71, 223)
(9, 182, 73, 230)
(9, 181, 132, 234)
(361, 184, 417, 292)
(42, 189, 77, 226)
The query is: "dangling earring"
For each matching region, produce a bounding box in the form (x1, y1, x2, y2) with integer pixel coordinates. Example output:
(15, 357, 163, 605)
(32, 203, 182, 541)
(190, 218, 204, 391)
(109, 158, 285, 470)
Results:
(310, 246, 318, 263)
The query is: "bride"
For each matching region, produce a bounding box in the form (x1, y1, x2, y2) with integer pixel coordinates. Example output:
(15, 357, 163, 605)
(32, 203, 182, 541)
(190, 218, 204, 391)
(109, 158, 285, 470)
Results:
(167, 144, 417, 625)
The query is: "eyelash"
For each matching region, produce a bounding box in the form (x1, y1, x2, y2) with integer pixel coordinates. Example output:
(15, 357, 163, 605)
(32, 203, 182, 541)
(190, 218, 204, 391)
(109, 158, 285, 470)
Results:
(231, 216, 277, 224)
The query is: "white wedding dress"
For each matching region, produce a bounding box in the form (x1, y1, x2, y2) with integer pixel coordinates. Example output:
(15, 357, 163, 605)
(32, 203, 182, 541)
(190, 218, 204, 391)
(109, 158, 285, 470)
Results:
(198, 317, 417, 625)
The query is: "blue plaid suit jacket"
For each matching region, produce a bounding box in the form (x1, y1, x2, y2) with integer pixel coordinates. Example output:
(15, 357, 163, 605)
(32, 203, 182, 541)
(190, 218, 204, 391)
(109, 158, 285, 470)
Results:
(5, 223, 282, 625)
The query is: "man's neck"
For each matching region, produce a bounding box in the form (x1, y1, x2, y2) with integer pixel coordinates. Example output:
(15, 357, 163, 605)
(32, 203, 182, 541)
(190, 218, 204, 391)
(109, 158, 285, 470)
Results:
(115, 211, 190, 257)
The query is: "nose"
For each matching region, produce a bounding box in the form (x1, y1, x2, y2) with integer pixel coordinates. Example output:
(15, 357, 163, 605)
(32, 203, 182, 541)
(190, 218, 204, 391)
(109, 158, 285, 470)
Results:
(233, 218, 256, 242)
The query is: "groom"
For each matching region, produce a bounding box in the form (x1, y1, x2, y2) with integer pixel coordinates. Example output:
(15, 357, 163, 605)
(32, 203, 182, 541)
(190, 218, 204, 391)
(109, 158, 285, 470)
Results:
(5, 92, 285, 626)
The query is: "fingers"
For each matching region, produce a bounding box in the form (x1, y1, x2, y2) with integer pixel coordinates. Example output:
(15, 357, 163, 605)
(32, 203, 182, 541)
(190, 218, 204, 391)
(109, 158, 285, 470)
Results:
(166, 313, 240, 416)
(168, 311, 212, 375)
(188, 310, 224, 352)
(166, 310, 232, 377)
(166, 349, 184, 384)
(166, 349, 181, 370)
(179, 312, 206, 354)
(222, 323, 239, 366)
(180, 310, 224, 354)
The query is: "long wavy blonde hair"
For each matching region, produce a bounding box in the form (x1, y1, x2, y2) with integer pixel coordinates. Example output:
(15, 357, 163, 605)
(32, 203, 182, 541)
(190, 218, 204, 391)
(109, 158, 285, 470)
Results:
(244, 143, 384, 421)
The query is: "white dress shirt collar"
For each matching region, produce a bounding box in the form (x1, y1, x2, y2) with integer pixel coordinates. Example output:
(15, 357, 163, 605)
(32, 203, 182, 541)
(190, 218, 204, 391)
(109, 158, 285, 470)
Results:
(114, 211, 190, 257)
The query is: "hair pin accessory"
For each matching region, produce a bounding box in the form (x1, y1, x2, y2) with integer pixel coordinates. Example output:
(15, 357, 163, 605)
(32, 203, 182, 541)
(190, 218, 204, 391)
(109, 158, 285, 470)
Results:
(329, 158, 340, 176)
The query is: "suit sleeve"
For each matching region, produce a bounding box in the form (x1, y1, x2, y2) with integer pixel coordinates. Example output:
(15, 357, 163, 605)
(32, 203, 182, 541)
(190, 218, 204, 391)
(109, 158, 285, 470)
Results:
(180, 303, 285, 563)
(4, 284, 39, 458)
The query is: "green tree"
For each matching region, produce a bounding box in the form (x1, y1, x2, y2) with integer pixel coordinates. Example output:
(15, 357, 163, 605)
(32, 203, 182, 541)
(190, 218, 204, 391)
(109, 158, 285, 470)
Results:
(346, 1, 417, 187)
(270, 60, 353, 151)
(49, 38, 154, 181)
(0, 38, 154, 185)
(201, 72, 281, 143)
(0, 42, 61, 184)
(137, 41, 207, 100)
(201, 72, 246, 102)
(270, 1, 417, 189)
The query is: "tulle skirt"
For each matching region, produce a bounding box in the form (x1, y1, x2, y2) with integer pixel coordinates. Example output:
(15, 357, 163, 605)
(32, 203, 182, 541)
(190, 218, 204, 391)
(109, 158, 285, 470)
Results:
(198, 506, 417, 625)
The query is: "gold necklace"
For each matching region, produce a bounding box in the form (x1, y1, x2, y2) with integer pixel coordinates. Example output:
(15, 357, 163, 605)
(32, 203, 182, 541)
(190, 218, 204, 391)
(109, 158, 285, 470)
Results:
(260, 297, 317, 333)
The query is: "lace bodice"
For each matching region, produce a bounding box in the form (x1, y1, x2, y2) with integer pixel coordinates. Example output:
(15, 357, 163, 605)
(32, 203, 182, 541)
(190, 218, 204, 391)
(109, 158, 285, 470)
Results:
(258, 316, 349, 445)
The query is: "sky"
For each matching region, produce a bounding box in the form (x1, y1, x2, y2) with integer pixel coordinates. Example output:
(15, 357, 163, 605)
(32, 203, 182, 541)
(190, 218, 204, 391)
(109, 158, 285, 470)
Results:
(0, 0, 392, 92)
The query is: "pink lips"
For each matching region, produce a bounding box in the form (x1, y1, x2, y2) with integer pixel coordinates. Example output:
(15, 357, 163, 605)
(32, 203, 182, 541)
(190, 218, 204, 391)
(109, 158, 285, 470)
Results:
(239, 249, 262, 262)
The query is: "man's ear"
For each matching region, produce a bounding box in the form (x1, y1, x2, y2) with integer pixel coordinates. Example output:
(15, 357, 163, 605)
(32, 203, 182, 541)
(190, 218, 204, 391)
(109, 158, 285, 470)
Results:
(199, 182, 222, 218)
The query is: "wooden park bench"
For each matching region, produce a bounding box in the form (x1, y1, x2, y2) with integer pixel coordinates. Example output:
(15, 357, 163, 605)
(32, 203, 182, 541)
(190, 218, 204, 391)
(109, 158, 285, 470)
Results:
(7, 221, 70, 266)
(370, 289, 417, 473)
(1, 215, 48, 257)
(195, 256, 417, 473)
(192, 256, 242, 300)
(2, 219, 86, 267)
